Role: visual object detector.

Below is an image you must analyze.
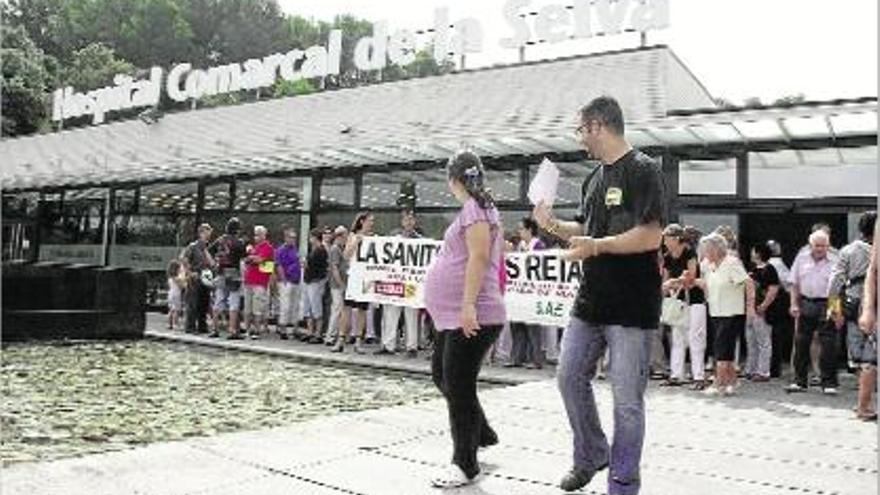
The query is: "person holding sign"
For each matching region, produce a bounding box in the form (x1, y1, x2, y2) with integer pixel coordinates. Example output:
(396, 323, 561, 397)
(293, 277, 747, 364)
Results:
(424, 150, 506, 488)
(339, 212, 376, 354)
(378, 210, 423, 357)
(242, 225, 275, 339)
(533, 96, 665, 495)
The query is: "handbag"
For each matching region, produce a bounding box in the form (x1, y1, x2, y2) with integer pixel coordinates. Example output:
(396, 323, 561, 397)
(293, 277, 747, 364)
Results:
(660, 288, 688, 328)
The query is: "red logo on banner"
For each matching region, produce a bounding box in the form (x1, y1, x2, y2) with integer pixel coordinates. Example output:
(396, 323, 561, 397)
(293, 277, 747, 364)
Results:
(375, 281, 405, 297)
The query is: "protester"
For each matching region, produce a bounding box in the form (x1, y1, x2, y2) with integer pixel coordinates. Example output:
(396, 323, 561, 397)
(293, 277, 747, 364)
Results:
(831, 211, 876, 419)
(698, 233, 754, 396)
(787, 229, 838, 394)
(661, 223, 707, 389)
(766, 239, 794, 377)
(274, 226, 302, 340)
(339, 212, 375, 354)
(327, 226, 349, 347)
(533, 96, 665, 494)
(747, 243, 782, 382)
(166, 259, 186, 330)
(424, 150, 505, 488)
(181, 223, 215, 334)
(301, 228, 329, 343)
(506, 216, 545, 369)
(857, 218, 879, 421)
(379, 210, 423, 357)
(241, 226, 274, 339)
(209, 217, 246, 338)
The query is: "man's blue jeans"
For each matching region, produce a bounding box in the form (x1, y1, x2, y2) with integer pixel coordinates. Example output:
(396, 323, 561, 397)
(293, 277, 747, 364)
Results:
(557, 317, 653, 495)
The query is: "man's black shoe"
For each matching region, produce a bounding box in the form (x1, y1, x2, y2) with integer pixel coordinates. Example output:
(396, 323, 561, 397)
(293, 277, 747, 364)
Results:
(374, 348, 395, 356)
(478, 427, 498, 448)
(559, 463, 608, 492)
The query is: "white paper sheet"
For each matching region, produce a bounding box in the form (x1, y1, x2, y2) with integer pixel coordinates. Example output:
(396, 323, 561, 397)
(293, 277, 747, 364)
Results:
(527, 158, 560, 207)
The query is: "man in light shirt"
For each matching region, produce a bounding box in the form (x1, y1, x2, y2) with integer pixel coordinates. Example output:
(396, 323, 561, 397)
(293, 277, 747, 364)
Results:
(786, 230, 838, 394)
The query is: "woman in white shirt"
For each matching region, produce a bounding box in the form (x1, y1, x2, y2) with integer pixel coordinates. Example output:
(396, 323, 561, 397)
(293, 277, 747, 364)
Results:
(697, 233, 755, 396)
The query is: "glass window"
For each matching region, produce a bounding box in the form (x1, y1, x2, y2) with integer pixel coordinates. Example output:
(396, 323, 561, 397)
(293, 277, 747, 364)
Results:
(680, 159, 736, 196)
(320, 176, 356, 208)
(234, 176, 305, 212)
(204, 182, 232, 211)
(483, 168, 521, 204)
(2, 192, 40, 219)
(411, 169, 458, 208)
(139, 182, 198, 214)
(362, 171, 417, 209)
(749, 147, 877, 198)
(40, 188, 107, 245)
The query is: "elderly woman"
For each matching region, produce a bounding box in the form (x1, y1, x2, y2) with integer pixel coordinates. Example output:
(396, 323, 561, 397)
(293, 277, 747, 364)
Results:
(697, 233, 755, 396)
(424, 150, 506, 488)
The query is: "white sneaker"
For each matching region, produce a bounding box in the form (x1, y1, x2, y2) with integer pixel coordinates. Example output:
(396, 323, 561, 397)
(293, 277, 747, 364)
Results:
(702, 386, 721, 396)
(723, 385, 735, 396)
(430, 463, 471, 488)
(822, 387, 838, 395)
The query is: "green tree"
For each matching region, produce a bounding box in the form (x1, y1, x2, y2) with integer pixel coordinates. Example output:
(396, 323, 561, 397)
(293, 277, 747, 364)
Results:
(1, 25, 57, 136)
(272, 78, 316, 98)
(60, 42, 135, 90)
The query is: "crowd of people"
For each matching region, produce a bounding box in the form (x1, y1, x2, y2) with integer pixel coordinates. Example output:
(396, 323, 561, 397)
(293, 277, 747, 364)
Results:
(162, 96, 877, 493)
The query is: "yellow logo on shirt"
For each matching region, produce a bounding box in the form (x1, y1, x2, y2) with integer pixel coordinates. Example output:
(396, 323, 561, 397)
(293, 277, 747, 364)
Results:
(605, 187, 623, 206)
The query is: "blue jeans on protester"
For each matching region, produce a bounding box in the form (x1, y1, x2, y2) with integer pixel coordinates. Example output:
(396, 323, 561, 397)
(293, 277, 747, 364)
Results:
(557, 317, 653, 495)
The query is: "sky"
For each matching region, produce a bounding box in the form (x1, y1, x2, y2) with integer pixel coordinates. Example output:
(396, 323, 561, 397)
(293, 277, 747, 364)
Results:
(276, 0, 878, 104)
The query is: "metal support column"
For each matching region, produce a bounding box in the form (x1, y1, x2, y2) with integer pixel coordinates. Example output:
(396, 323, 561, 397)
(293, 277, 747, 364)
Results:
(301, 175, 318, 255)
(195, 181, 206, 235)
(662, 152, 680, 223)
(101, 188, 116, 266)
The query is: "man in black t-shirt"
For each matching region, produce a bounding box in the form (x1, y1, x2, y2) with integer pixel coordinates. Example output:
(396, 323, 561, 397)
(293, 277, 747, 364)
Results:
(534, 96, 666, 495)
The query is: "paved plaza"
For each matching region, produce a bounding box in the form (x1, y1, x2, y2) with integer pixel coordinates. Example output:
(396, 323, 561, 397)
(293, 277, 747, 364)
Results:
(2, 316, 876, 495)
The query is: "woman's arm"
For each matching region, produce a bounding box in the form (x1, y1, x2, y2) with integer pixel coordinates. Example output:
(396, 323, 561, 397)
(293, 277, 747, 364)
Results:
(860, 241, 878, 334)
(461, 221, 492, 337)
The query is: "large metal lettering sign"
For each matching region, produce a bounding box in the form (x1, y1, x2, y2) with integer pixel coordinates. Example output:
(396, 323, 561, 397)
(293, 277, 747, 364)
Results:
(52, 0, 668, 125)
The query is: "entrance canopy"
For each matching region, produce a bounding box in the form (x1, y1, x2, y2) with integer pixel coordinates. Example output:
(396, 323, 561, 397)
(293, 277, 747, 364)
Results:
(3, 45, 714, 191)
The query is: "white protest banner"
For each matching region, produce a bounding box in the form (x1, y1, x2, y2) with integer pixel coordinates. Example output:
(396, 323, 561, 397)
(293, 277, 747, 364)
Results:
(504, 249, 582, 327)
(346, 236, 443, 308)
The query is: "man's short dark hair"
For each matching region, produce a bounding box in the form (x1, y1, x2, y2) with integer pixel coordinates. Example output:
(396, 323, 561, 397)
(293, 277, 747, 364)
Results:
(858, 211, 877, 240)
(580, 96, 625, 135)
(521, 216, 539, 236)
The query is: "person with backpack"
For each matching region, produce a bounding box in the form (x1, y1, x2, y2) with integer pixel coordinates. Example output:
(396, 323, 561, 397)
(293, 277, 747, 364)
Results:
(209, 217, 247, 338)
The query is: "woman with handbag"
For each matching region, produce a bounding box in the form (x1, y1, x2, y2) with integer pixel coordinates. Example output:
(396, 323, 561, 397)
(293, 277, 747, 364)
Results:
(661, 224, 707, 389)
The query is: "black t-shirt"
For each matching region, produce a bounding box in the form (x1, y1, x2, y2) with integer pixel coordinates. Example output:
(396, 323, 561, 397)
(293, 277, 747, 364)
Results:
(210, 234, 246, 270)
(663, 247, 705, 305)
(751, 263, 785, 324)
(304, 245, 329, 283)
(572, 149, 666, 329)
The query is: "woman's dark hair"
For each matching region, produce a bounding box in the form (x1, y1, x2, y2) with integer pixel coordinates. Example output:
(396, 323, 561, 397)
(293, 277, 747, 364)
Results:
(167, 259, 181, 278)
(520, 216, 539, 236)
(752, 243, 772, 263)
(309, 228, 323, 241)
(446, 150, 495, 209)
(351, 211, 373, 234)
(858, 210, 877, 240)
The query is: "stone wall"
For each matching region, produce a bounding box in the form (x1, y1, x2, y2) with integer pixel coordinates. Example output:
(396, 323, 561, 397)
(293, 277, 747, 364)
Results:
(2, 261, 146, 341)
